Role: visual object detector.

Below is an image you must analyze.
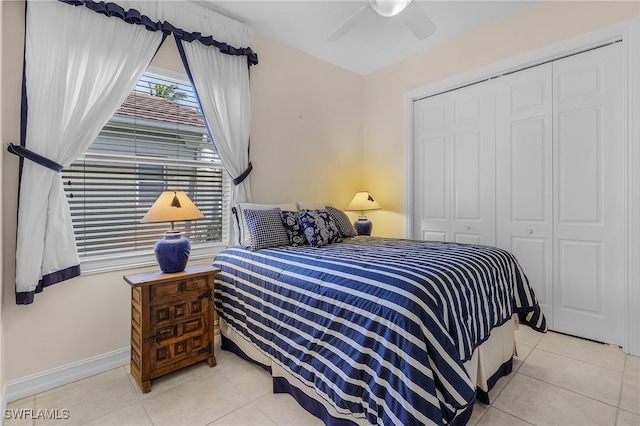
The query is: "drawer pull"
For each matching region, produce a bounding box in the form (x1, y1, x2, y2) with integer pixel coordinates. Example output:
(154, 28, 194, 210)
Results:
(147, 327, 175, 344)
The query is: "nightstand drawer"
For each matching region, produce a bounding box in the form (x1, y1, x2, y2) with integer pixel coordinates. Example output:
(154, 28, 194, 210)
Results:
(149, 277, 207, 301)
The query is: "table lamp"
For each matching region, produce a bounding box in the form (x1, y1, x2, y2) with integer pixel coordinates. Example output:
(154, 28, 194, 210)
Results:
(141, 190, 204, 273)
(347, 191, 381, 236)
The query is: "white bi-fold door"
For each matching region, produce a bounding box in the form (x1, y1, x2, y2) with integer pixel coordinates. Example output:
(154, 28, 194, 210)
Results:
(551, 43, 625, 344)
(496, 43, 625, 344)
(414, 42, 625, 345)
(412, 82, 496, 246)
(495, 63, 555, 328)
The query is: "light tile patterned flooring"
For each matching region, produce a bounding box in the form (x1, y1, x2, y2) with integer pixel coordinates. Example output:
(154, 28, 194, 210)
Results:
(5, 328, 640, 426)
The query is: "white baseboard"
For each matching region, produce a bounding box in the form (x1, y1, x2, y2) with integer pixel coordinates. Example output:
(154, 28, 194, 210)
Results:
(5, 348, 129, 403)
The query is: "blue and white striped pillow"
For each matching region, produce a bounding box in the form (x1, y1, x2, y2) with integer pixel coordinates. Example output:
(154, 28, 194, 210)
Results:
(244, 208, 290, 251)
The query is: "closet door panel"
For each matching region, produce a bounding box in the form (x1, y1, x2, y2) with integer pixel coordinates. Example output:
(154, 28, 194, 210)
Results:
(453, 131, 481, 221)
(496, 64, 554, 323)
(452, 131, 484, 244)
(557, 107, 602, 224)
(413, 93, 451, 241)
(553, 43, 625, 345)
(420, 134, 449, 242)
(450, 84, 495, 245)
(510, 119, 548, 222)
(423, 136, 447, 219)
(558, 240, 603, 313)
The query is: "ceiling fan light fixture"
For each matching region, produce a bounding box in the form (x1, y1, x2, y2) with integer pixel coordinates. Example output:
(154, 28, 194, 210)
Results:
(370, 0, 411, 17)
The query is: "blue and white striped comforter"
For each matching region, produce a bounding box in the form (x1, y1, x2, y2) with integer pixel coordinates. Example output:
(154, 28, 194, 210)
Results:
(213, 237, 546, 425)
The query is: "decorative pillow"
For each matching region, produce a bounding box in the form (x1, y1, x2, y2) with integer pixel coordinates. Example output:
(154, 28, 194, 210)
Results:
(296, 201, 333, 211)
(243, 208, 290, 251)
(281, 210, 308, 246)
(232, 202, 298, 246)
(325, 205, 357, 238)
(297, 209, 343, 247)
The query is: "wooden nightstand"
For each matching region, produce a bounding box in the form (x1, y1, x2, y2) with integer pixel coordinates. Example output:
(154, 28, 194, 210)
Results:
(123, 264, 220, 393)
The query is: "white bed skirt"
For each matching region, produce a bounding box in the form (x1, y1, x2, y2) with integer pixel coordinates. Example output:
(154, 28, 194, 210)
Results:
(463, 316, 517, 399)
(219, 316, 517, 425)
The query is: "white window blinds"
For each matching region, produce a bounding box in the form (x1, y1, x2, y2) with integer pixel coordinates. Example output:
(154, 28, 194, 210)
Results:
(63, 72, 229, 269)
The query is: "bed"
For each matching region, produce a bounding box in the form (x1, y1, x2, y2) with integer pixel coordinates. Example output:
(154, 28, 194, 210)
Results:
(213, 206, 546, 426)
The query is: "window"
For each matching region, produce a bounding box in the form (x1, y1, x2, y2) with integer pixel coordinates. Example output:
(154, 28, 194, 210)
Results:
(63, 71, 230, 273)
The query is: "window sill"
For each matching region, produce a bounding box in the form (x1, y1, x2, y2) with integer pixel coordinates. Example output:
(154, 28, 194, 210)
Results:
(78, 242, 228, 275)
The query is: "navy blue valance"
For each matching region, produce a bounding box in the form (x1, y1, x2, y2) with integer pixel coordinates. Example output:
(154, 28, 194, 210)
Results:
(58, 0, 259, 66)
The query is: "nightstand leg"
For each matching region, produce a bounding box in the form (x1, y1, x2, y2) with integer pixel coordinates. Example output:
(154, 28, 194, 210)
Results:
(207, 355, 217, 367)
(141, 380, 151, 393)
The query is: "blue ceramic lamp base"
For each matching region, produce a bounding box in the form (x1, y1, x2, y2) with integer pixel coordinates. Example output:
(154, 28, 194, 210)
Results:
(354, 216, 373, 236)
(154, 230, 191, 273)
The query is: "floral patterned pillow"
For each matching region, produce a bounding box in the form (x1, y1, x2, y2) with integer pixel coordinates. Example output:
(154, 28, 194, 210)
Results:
(281, 210, 307, 246)
(297, 209, 343, 247)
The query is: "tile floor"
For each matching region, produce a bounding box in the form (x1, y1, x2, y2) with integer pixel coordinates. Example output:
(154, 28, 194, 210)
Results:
(5, 327, 640, 426)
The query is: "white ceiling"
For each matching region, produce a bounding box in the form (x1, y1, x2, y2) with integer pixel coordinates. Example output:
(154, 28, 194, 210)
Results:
(197, 1, 538, 75)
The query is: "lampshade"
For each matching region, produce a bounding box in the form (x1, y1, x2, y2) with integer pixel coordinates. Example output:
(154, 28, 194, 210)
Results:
(371, 0, 411, 17)
(141, 191, 204, 273)
(347, 191, 381, 236)
(141, 191, 204, 226)
(347, 191, 382, 213)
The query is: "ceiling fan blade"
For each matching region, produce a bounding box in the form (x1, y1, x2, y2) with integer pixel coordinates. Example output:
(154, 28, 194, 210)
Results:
(404, 2, 436, 40)
(325, 4, 371, 41)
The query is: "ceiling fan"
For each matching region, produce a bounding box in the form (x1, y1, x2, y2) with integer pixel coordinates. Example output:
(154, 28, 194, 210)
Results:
(325, 0, 437, 42)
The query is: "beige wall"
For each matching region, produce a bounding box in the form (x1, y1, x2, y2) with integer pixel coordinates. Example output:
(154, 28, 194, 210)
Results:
(362, 0, 640, 238)
(250, 35, 363, 209)
(1, 3, 363, 382)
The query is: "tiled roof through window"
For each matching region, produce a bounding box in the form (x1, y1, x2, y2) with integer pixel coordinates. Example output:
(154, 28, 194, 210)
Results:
(116, 91, 205, 128)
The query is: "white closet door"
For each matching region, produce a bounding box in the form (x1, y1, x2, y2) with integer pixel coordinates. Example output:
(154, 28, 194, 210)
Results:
(496, 64, 554, 327)
(552, 43, 625, 345)
(413, 83, 495, 245)
(450, 83, 495, 245)
(413, 92, 452, 241)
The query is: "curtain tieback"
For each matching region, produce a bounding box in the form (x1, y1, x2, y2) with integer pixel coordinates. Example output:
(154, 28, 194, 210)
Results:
(232, 162, 252, 186)
(7, 143, 64, 173)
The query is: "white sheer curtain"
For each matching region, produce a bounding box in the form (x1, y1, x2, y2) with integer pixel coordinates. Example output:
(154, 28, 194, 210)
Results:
(14, 0, 163, 303)
(152, 1, 256, 205)
(176, 39, 253, 204)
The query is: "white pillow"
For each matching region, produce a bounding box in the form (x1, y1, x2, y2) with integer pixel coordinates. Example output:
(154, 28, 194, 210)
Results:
(232, 202, 297, 246)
